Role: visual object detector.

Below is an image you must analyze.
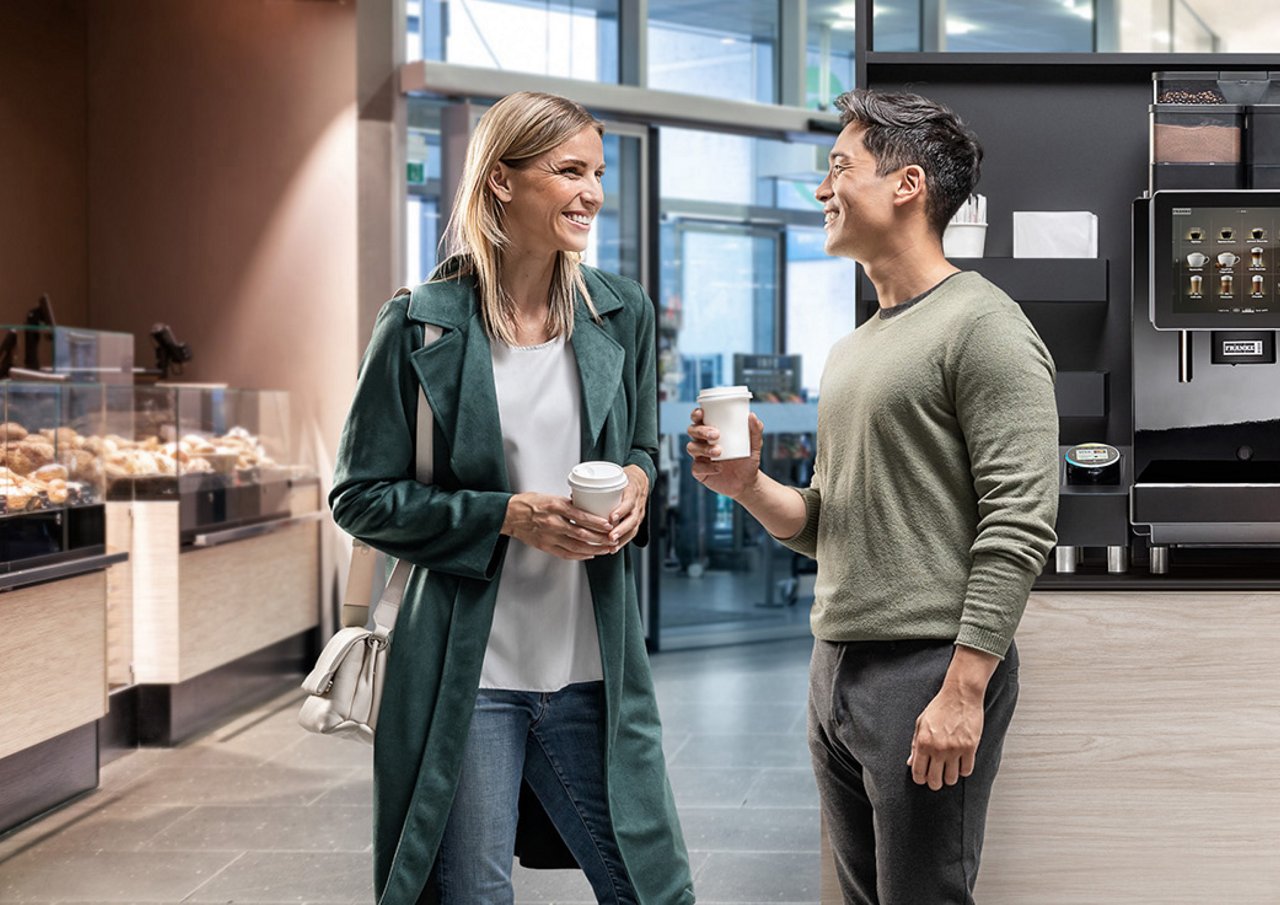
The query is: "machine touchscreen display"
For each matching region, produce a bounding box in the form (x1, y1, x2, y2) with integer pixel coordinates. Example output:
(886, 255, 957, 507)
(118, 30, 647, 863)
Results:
(1152, 191, 1280, 330)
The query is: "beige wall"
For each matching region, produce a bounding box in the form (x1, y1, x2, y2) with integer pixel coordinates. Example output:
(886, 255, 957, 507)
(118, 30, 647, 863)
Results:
(0, 1, 89, 328)
(85, 0, 359, 464)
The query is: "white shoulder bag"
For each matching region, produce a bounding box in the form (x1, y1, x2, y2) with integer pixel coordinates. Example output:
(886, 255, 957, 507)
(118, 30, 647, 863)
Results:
(298, 312, 442, 745)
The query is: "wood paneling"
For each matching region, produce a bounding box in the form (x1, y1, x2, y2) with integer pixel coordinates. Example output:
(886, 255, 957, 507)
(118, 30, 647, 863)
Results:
(819, 591, 1280, 903)
(0, 2, 90, 327)
(0, 572, 107, 759)
(125, 500, 321, 684)
(105, 501, 134, 687)
(177, 521, 319, 682)
(976, 590, 1280, 903)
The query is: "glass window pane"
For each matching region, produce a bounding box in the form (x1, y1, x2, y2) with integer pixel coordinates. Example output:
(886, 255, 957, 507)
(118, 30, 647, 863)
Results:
(871, 0, 1280, 53)
(806, 2, 857, 111)
(410, 0, 619, 82)
(647, 0, 778, 104)
(785, 227, 857, 397)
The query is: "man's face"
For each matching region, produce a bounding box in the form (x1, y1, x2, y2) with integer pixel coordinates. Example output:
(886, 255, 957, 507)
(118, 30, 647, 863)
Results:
(814, 125, 902, 262)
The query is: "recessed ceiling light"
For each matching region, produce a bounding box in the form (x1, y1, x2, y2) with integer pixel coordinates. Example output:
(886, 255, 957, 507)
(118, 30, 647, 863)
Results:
(946, 18, 978, 35)
(830, 19, 858, 31)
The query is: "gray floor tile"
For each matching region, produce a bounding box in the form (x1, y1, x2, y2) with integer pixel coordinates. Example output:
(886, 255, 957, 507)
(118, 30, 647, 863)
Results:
(0, 850, 237, 903)
(656, 701, 804, 735)
(693, 851, 822, 903)
(510, 865, 596, 903)
(743, 768, 821, 809)
(7, 639, 820, 904)
(146, 804, 372, 852)
(6, 800, 193, 854)
(678, 806, 820, 853)
(309, 773, 373, 808)
(183, 851, 372, 903)
(667, 767, 760, 807)
(119, 763, 358, 808)
(668, 733, 811, 769)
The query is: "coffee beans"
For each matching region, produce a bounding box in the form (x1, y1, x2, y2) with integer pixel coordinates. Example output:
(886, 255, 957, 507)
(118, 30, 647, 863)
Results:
(1158, 89, 1226, 104)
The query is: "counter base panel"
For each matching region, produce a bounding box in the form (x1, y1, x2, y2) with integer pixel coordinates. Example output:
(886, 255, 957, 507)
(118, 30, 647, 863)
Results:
(0, 571, 108, 760)
(976, 590, 1280, 902)
(98, 684, 139, 766)
(137, 629, 316, 747)
(0, 723, 97, 838)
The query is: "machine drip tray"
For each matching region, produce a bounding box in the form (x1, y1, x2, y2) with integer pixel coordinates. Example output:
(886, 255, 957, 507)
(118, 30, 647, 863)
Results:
(1133, 460, 1280, 543)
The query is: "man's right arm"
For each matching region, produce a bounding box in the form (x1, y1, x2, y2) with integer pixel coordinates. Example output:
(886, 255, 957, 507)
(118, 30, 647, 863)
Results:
(686, 410, 812, 543)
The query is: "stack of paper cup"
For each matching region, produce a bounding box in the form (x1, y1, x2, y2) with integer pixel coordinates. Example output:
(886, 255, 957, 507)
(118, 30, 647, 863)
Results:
(567, 461, 628, 517)
(696, 386, 753, 460)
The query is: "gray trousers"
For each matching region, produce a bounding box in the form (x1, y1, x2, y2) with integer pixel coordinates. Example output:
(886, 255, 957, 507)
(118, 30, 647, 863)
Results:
(808, 638, 1019, 905)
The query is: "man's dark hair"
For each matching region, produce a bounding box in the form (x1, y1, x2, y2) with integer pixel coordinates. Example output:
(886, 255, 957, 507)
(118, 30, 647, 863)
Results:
(834, 89, 983, 237)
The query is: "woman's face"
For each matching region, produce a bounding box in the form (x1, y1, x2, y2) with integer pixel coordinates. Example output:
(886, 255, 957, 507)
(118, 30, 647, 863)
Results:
(490, 126, 605, 258)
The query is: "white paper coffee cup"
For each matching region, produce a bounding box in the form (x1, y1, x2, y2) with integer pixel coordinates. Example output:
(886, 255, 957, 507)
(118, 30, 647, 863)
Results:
(697, 385, 753, 460)
(568, 461, 628, 517)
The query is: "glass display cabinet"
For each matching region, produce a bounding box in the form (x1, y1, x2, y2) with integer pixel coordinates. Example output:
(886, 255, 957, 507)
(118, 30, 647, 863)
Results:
(0, 380, 108, 571)
(104, 386, 306, 544)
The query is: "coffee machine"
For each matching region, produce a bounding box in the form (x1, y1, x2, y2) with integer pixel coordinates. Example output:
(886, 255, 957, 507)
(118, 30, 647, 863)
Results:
(1131, 189, 1280, 571)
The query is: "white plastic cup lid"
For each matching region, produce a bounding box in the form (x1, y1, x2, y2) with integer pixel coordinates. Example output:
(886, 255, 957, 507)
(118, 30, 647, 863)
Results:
(568, 461, 627, 490)
(697, 385, 753, 402)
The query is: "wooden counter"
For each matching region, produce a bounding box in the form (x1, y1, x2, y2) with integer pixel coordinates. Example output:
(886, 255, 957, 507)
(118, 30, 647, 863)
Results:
(821, 590, 1280, 903)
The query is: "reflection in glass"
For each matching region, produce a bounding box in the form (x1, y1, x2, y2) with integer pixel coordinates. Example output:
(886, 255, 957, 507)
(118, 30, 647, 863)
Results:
(407, 0, 619, 82)
(806, 2, 857, 110)
(870, 0, 1271, 53)
(647, 0, 778, 103)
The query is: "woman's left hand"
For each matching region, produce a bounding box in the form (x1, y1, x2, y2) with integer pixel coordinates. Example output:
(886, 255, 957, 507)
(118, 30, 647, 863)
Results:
(607, 465, 650, 551)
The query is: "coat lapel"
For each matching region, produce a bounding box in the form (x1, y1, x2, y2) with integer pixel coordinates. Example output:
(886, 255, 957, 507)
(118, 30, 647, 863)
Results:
(407, 274, 510, 493)
(572, 273, 626, 455)
(570, 314, 624, 456)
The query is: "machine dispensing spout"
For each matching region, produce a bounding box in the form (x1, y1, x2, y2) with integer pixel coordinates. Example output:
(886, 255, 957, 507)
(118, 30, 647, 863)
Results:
(1178, 330, 1193, 383)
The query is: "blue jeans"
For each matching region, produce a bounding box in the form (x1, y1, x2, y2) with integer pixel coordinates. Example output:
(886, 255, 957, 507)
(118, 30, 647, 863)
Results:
(428, 681, 638, 905)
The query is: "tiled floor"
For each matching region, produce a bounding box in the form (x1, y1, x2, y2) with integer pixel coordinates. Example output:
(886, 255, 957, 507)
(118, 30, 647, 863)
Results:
(0, 637, 819, 904)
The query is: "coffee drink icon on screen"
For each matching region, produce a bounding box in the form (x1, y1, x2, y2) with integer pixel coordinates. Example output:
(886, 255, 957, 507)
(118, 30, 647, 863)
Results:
(1220, 227, 1235, 241)
(1190, 274, 1203, 295)
(1187, 227, 1204, 241)
(1251, 227, 1265, 241)
(1187, 252, 1208, 267)
(1218, 252, 1240, 267)
(1221, 273, 1234, 295)
(1253, 275, 1265, 295)
(1252, 247, 1265, 267)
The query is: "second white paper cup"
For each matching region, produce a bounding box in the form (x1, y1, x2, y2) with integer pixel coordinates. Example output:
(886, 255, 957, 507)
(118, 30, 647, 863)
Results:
(568, 461, 628, 517)
(697, 386, 753, 460)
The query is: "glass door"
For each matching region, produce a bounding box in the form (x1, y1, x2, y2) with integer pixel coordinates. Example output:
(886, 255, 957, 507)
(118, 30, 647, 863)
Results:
(653, 219, 816, 649)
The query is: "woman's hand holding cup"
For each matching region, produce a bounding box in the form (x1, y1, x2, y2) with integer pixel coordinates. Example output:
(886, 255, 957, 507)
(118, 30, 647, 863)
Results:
(502, 493, 614, 561)
(604, 465, 650, 550)
(686, 408, 765, 500)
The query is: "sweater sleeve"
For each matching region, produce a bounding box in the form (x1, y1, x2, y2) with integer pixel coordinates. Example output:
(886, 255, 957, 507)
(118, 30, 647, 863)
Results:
(329, 297, 512, 581)
(950, 310, 1059, 657)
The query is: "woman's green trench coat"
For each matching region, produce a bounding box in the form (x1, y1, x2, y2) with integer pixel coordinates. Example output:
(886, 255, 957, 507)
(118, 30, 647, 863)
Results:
(330, 261, 695, 905)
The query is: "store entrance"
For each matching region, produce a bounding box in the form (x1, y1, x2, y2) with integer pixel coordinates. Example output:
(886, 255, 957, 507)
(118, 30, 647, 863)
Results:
(653, 218, 816, 649)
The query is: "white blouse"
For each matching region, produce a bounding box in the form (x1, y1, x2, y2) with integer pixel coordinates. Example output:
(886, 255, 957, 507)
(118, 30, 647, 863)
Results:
(480, 335, 603, 692)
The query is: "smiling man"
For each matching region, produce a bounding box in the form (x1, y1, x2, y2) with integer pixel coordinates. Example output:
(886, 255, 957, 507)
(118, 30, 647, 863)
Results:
(686, 89, 1059, 904)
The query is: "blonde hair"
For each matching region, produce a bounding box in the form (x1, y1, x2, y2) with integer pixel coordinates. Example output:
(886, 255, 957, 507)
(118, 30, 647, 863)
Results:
(441, 91, 604, 345)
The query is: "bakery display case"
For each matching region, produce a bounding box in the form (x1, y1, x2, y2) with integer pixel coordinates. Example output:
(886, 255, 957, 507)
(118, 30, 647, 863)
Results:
(98, 385, 321, 742)
(0, 380, 109, 572)
(104, 385, 309, 545)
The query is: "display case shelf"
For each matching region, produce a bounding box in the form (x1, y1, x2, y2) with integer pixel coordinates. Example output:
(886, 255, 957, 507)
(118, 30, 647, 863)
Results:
(859, 258, 1110, 305)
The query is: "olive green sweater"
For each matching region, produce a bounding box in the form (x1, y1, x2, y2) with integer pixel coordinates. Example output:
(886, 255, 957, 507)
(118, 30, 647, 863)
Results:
(779, 271, 1059, 658)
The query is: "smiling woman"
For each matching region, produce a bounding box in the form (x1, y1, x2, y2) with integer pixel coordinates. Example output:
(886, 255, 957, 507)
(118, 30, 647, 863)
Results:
(329, 90, 694, 905)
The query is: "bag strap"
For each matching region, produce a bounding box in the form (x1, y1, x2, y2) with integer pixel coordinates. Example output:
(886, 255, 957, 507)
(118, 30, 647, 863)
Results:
(346, 288, 442, 638)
